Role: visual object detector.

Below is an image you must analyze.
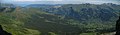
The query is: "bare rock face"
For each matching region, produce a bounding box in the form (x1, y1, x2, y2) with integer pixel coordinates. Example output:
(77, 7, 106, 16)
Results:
(0, 25, 12, 35)
(116, 16, 120, 35)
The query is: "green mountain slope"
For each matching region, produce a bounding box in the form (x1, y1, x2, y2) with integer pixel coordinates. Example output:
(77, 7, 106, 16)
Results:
(0, 3, 120, 35)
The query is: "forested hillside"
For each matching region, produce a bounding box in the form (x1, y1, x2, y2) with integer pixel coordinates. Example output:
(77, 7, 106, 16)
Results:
(0, 3, 119, 35)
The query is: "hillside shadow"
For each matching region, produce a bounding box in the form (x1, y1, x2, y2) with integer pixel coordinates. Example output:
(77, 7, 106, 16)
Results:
(0, 25, 11, 35)
(116, 16, 120, 35)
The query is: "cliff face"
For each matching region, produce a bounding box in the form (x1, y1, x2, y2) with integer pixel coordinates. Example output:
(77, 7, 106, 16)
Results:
(0, 25, 11, 35)
(116, 16, 120, 35)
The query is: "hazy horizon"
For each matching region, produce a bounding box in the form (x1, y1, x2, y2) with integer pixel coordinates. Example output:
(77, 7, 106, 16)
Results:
(1, 0, 120, 6)
(1, 0, 120, 4)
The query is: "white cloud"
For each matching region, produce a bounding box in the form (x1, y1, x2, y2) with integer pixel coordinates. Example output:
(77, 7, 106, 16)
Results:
(12, 0, 63, 2)
(13, 0, 40, 2)
(42, 0, 63, 1)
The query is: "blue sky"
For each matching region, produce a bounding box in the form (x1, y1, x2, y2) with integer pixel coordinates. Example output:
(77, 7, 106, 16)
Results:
(1, 0, 120, 4)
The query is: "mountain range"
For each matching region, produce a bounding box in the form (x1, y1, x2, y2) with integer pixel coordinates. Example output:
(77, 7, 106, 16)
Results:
(0, 3, 120, 35)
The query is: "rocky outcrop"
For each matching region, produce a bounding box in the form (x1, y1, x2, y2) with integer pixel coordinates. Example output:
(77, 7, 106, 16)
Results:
(0, 25, 12, 35)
